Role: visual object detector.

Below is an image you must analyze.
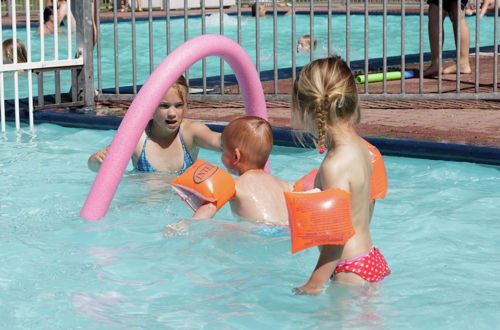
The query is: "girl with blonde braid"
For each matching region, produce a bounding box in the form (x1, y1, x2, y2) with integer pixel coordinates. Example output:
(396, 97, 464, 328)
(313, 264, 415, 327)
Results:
(291, 56, 390, 295)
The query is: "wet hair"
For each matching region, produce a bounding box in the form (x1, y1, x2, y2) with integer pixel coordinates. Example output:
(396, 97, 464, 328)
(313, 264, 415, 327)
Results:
(251, 2, 265, 17)
(43, 6, 53, 23)
(292, 56, 360, 151)
(170, 75, 189, 106)
(299, 35, 317, 50)
(2, 39, 28, 64)
(222, 116, 273, 170)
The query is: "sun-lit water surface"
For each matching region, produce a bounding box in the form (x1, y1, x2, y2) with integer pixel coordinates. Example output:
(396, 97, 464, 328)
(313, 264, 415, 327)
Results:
(0, 123, 499, 329)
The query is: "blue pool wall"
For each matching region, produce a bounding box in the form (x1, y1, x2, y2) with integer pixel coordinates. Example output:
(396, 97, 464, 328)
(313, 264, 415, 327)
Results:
(5, 107, 500, 166)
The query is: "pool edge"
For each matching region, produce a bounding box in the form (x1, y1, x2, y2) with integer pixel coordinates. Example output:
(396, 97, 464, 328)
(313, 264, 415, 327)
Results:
(9, 110, 498, 166)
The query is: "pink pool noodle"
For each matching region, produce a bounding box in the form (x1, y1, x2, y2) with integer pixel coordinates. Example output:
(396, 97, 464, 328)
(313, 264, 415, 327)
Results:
(81, 34, 268, 221)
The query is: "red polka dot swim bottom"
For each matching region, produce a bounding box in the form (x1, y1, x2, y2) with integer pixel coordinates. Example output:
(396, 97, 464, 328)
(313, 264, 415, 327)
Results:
(334, 246, 391, 283)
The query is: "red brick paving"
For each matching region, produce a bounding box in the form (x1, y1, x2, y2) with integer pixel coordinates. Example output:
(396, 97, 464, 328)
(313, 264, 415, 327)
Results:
(96, 95, 500, 148)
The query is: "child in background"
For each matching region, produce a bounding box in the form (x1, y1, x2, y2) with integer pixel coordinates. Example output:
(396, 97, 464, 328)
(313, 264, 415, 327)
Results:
(465, 0, 496, 15)
(36, 6, 65, 35)
(251, 2, 267, 17)
(297, 35, 317, 54)
(163, 116, 293, 236)
(291, 56, 390, 295)
(88, 75, 221, 176)
(49, 0, 77, 30)
(2, 39, 28, 65)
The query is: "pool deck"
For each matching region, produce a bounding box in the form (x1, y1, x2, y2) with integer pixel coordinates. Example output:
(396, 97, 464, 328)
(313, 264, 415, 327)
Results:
(94, 91, 500, 149)
(93, 53, 500, 149)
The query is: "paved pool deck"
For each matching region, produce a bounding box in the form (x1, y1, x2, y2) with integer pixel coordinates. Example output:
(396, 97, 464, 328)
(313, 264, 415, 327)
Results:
(93, 53, 500, 149)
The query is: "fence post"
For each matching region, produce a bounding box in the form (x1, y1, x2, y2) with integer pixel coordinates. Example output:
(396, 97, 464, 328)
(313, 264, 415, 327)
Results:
(6, 0, 12, 17)
(75, 0, 95, 107)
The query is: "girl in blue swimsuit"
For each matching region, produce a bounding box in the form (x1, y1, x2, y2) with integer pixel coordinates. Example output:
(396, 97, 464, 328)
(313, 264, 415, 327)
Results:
(88, 76, 221, 176)
(135, 122, 194, 175)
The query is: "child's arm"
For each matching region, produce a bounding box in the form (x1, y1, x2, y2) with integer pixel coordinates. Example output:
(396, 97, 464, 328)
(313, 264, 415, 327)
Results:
(189, 121, 222, 151)
(88, 146, 109, 172)
(294, 245, 344, 295)
(191, 202, 218, 219)
(162, 203, 217, 237)
(295, 157, 351, 295)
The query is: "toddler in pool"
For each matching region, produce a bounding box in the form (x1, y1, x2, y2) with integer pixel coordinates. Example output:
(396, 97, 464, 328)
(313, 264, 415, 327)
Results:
(163, 116, 293, 236)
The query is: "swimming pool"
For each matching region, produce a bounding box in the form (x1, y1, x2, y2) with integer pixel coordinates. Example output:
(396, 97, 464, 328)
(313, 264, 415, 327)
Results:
(1, 123, 499, 328)
(2, 12, 499, 99)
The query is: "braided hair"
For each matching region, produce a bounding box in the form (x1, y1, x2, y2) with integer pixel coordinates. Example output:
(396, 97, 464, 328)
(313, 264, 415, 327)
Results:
(292, 56, 360, 153)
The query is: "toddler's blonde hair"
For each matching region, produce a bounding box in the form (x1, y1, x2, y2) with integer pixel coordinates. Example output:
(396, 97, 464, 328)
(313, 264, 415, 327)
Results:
(222, 116, 273, 170)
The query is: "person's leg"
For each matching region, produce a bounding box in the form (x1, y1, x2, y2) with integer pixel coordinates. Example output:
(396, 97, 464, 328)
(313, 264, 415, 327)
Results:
(120, 0, 128, 12)
(443, 1, 472, 73)
(424, 3, 447, 76)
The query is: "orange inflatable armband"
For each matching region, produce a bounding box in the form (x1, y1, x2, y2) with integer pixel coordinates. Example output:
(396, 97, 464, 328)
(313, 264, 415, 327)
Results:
(284, 188, 355, 254)
(171, 159, 236, 211)
(363, 140, 388, 200)
(293, 168, 319, 192)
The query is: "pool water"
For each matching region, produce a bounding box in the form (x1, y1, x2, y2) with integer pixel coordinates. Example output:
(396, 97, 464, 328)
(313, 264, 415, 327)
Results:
(1, 123, 499, 328)
(2, 13, 499, 99)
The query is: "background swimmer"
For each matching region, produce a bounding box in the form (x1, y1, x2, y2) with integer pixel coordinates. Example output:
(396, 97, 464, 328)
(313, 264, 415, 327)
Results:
(36, 6, 65, 35)
(297, 35, 317, 54)
(251, 2, 267, 17)
(2, 39, 27, 65)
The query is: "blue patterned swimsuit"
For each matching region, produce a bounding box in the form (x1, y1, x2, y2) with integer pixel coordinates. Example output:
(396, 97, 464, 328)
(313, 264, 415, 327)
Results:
(135, 125, 194, 175)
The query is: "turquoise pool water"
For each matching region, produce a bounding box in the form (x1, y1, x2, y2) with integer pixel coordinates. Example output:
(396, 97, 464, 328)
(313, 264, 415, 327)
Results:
(1, 123, 499, 328)
(2, 13, 499, 99)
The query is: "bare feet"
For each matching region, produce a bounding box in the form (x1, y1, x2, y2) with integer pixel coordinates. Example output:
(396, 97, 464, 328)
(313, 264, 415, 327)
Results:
(443, 63, 472, 74)
(423, 62, 472, 77)
(423, 64, 439, 77)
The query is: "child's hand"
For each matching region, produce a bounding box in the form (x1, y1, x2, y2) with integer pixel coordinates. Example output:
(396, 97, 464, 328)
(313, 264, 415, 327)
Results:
(292, 284, 323, 296)
(162, 219, 190, 238)
(93, 146, 109, 164)
(88, 146, 110, 172)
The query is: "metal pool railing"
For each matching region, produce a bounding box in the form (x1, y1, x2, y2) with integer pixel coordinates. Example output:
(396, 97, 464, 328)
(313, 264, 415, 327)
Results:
(91, 0, 499, 103)
(0, 0, 95, 132)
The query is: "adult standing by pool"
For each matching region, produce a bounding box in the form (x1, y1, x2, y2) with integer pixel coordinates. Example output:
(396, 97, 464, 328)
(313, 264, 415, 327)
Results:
(424, 0, 493, 77)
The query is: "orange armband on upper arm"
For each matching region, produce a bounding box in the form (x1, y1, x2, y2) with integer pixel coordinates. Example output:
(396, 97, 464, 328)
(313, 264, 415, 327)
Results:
(284, 188, 355, 254)
(363, 140, 388, 200)
(293, 168, 318, 192)
(171, 159, 236, 211)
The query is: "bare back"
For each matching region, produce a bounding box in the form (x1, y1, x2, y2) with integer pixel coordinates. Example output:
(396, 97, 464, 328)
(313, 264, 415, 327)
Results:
(230, 170, 293, 226)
